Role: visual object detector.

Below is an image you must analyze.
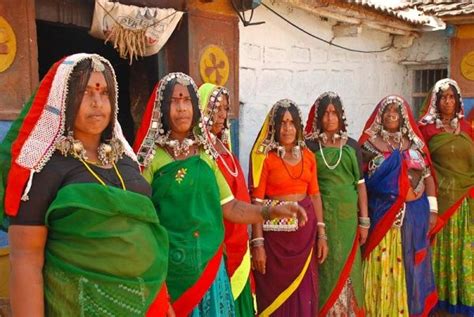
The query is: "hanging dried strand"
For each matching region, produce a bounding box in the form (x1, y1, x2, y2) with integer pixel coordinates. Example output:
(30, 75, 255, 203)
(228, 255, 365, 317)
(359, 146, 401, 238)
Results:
(105, 26, 147, 64)
(96, 0, 179, 64)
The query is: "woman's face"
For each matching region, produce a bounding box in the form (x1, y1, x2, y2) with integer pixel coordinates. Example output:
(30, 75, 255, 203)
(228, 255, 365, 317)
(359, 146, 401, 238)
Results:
(382, 103, 401, 132)
(279, 110, 297, 147)
(210, 95, 229, 135)
(438, 87, 457, 118)
(169, 84, 193, 135)
(321, 103, 340, 133)
(73, 71, 112, 140)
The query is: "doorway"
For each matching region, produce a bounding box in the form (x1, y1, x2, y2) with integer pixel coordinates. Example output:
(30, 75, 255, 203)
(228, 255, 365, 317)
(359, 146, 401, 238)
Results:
(36, 20, 160, 144)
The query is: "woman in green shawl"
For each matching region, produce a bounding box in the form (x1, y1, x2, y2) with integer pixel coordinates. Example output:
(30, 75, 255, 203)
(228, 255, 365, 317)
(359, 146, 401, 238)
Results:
(1, 53, 171, 316)
(304, 92, 368, 316)
(418, 78, 473, 315)
(133, 72, 307, 317)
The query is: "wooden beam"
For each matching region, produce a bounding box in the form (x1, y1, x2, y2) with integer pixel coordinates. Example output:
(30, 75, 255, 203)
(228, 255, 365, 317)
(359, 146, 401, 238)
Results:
(442, 14, 474, 25)
(36, 0, 94, 28)
(277, 0, 421, 34)
(36, 0, 187, 27)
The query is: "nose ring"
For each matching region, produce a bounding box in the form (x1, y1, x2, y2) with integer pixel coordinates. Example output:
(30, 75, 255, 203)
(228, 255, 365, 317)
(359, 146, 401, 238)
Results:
(388, 114, 399, 122)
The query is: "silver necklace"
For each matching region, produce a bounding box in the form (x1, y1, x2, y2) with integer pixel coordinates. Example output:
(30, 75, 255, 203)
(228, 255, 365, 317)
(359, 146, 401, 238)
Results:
(318, 140, 343, 170)
(165, 138, 195, 157)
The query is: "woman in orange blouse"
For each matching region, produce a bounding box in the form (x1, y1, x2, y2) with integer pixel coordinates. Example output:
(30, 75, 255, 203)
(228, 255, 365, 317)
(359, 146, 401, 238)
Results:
(249, 99, 328, 316)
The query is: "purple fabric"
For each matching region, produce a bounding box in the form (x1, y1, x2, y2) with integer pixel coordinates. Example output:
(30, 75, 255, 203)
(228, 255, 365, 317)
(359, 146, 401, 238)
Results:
(254, 196, 318, 316)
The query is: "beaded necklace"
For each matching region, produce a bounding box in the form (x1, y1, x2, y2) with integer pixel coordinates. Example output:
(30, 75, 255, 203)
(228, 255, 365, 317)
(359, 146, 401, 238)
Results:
(78, 157, 126, 190)
(318, 140, 343, 170)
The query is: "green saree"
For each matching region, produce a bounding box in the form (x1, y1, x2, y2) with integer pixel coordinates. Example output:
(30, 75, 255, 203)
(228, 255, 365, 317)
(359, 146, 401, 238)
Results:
(315, 145, 364, 316)
(144, 149, 233, 315)
(43, 183, 169, 316)
(428, 132, 474, 313)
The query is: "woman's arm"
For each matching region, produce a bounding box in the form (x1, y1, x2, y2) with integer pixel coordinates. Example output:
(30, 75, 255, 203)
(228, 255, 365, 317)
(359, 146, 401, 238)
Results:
(9, 225, 47, 317)
(310, 194, 328, 263)
(250, 202, 266, 274)
(357, 182, 369, 245)
(222, 199, 308, 225)
(424, 175, 438, 231)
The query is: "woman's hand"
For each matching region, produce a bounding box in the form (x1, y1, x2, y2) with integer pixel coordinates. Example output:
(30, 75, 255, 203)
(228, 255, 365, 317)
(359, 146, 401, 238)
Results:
(358, 226, 369, 246)
(429, 212, 438, 232)
(317, 238, 328, 264)
(251, 245, 267, 274)
(269, 203, 308, 227)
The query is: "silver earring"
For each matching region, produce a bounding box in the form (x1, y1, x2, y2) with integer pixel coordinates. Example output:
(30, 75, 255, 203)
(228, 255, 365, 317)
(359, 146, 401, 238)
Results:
(292, 145, 301, 159)
(277, 146, 286, 158)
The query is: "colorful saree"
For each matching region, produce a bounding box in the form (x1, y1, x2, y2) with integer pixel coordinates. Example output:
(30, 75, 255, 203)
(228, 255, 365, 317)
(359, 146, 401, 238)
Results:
(253, 196, 317, 317)
(360, 96, 437, 316)
(418, 78, 473, 315)
(304, 91, 365, 316)
(362, 150, 437, 316)
(250, 99, 319, 317)
(1, 53, 170, 316)
(44, 183, 169, 316)
(198, 82, 254, 316)
(422, 131, 473, 314)
(315, 145, 365, 316)
(143, 149, 234, 316)
(218, 152, 254, 316)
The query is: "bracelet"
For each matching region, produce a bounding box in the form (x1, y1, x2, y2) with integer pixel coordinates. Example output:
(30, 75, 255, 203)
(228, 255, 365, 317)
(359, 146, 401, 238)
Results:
(427, 196, 438, 213)
(317, 222, 326, 227)
(261, 205, 271, 221)
(317, 233, 328, 240)
(250, 237, 264, 244)
(250, 241, 264, 248)
(250, 237, 265, 248)
(358, 216, 370, 227)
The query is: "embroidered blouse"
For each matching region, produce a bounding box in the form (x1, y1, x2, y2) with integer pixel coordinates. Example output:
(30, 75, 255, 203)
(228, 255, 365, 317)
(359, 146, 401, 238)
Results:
(252, 148, 319, 200)
(143, 147, 234, 205)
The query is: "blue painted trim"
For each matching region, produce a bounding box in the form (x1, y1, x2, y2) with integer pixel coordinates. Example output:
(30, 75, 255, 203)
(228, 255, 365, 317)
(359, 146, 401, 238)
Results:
(0, 121, 12, 143)
(230, 118, 240, 159)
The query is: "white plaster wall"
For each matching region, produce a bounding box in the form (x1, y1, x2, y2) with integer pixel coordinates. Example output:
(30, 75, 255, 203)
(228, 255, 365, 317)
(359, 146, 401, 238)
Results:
(238, 2, 448, 176)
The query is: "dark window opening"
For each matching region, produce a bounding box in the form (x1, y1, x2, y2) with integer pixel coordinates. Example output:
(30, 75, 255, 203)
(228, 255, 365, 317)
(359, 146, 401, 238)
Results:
(412, 68, 448, 119)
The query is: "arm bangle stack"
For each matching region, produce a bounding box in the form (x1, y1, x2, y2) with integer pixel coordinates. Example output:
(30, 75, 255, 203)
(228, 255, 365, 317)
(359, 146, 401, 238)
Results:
(427, 196, 438, 213)
(317, 233, 328, 240)
(358, 216, 371, 229)
(250, 237, 264, 248)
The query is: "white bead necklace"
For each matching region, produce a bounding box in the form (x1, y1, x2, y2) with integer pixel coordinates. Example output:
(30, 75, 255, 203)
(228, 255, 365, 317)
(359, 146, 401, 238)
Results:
(215, 138, 239, 177)
(318, 140, 343, 170)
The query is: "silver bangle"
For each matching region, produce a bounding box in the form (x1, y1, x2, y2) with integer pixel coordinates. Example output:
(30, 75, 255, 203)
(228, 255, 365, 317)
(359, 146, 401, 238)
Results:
(317, 233, 328, 240)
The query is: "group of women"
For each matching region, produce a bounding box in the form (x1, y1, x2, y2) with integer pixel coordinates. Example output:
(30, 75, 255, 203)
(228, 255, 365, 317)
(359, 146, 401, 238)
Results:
(0, 52, 472, 317)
